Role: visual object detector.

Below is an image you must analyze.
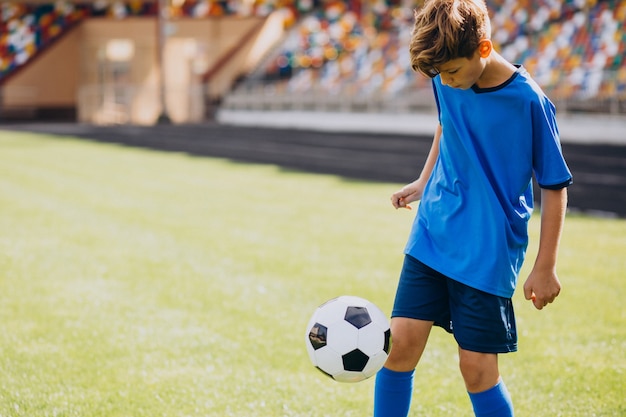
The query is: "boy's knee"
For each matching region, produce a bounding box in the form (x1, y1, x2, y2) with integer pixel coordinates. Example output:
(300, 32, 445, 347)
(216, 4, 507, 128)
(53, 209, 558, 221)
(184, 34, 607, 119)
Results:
(384, 333, 421, 371)
(385, 318, 432, 371)
(458, 350, 500, 393)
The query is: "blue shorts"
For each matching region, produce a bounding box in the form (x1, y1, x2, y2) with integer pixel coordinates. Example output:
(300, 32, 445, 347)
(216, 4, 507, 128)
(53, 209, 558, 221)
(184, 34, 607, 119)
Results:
(392, 255, 517, 354)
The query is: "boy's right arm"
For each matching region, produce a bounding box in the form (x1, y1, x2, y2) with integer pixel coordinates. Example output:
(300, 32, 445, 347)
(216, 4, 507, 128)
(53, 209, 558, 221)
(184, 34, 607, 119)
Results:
(391, 124, 442, 209)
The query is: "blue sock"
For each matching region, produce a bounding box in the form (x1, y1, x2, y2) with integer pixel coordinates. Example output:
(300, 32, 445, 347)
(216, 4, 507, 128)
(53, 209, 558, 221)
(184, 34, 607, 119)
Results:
(373, 367, 414, 417)
(468, 379, 514, 417)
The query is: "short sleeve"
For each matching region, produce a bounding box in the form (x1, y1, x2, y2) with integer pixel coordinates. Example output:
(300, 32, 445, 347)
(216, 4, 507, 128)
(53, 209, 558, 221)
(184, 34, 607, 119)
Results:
(531, 97, 573, 189)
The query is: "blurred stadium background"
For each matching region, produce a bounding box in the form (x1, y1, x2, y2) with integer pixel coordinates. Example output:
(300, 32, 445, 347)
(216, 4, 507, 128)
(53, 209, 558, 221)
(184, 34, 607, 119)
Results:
(0, 0, 625, 123)
(1, 0, 625, 216)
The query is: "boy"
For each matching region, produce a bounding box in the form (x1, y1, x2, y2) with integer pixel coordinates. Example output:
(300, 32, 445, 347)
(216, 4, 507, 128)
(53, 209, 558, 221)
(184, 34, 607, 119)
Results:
(373, 1, 572, 416)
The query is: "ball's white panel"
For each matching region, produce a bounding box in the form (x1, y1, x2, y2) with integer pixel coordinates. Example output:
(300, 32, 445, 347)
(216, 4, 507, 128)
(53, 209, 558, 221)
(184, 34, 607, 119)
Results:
(333, 369, 367, 383)
(327, 319, 359, 353)
(337, 295, 369, 308)
(365, 301, 391, 330)
(313, 299, 349, 327)
(314, 346, 344, 376)
(356, 322, 385, 356)
(362, 350, 388, 379)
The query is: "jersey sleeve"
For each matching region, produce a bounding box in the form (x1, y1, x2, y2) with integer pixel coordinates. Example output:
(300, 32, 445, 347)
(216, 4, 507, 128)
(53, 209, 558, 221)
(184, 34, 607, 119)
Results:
(531, 96, 573, 189)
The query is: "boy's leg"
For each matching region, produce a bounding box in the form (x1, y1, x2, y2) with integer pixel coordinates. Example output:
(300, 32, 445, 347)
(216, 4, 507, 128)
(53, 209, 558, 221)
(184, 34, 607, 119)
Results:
(459, 350, 513, 416)
(374, 255, 451, 417)
(386, 317, 433, 371)
(373, 317, 432, 417)
(449, 275, 517, 417)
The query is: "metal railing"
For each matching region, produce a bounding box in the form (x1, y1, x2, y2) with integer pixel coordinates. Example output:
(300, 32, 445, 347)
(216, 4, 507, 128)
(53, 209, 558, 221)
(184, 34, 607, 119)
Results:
(223, 70, 626, 116)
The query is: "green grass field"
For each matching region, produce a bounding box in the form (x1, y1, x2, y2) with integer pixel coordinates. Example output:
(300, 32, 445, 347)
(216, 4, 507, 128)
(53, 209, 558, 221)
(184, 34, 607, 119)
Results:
(0, 130, 624, 417)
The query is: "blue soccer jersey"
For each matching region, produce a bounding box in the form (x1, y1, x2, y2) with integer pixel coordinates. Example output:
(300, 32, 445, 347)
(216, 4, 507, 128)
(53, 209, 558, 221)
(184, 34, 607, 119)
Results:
(405, 66, 572, 298)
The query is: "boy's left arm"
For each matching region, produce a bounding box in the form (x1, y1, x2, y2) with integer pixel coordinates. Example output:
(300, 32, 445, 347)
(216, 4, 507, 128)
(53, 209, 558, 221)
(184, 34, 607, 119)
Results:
(523, 187, 568, 310)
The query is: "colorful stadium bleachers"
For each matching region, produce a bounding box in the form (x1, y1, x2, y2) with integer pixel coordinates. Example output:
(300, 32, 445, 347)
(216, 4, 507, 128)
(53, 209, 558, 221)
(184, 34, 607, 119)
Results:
(0, 1, 161, 80)
(492, 0, 626, 100)
(1, 0, 625, 106)
(261, 0, 626, 102)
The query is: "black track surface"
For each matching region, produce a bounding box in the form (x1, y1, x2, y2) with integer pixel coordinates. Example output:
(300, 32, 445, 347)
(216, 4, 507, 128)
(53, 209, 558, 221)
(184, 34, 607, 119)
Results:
(4, 122, 626, 217)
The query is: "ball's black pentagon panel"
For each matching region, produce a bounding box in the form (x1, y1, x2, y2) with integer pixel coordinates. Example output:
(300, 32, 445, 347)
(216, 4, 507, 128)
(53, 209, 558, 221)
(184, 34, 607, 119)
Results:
(344, 306, 372, 329)
(384, 329, 392, 354)
(308, 323, 328, 350)
(342, 349, 369, 372)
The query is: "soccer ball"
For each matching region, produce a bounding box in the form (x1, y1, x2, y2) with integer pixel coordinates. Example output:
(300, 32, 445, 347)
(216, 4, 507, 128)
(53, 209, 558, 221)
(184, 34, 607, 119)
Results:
(305, 295, 392, 383)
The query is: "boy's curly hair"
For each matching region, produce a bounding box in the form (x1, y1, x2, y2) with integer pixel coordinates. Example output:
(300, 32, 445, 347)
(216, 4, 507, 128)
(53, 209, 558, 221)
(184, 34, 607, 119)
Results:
(409, 0, 491, 78)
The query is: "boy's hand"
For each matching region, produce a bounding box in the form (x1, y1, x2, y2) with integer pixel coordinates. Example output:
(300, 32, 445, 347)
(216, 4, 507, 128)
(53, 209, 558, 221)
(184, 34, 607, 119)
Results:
(523, 268, 561, 310)
(391, 181, 424, 210)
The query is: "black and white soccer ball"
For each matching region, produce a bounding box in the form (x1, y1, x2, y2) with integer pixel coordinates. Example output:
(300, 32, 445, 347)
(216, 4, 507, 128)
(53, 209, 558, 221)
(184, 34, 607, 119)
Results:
(305, 295, 392, 383)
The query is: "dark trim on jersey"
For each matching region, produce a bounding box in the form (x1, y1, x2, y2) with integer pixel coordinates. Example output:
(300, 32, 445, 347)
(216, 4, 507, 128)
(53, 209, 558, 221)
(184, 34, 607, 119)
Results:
(471, 65, 522, 94)
(539, 178, 574, 190)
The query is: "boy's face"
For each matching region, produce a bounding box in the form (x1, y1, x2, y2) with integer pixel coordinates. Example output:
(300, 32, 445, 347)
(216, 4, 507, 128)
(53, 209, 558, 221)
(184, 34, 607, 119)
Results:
(436, 49, 486, 90)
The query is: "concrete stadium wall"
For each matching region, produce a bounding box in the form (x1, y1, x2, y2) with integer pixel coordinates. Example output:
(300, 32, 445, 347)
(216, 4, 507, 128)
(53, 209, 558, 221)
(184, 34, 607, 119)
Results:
(0, 14, 284, 124)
